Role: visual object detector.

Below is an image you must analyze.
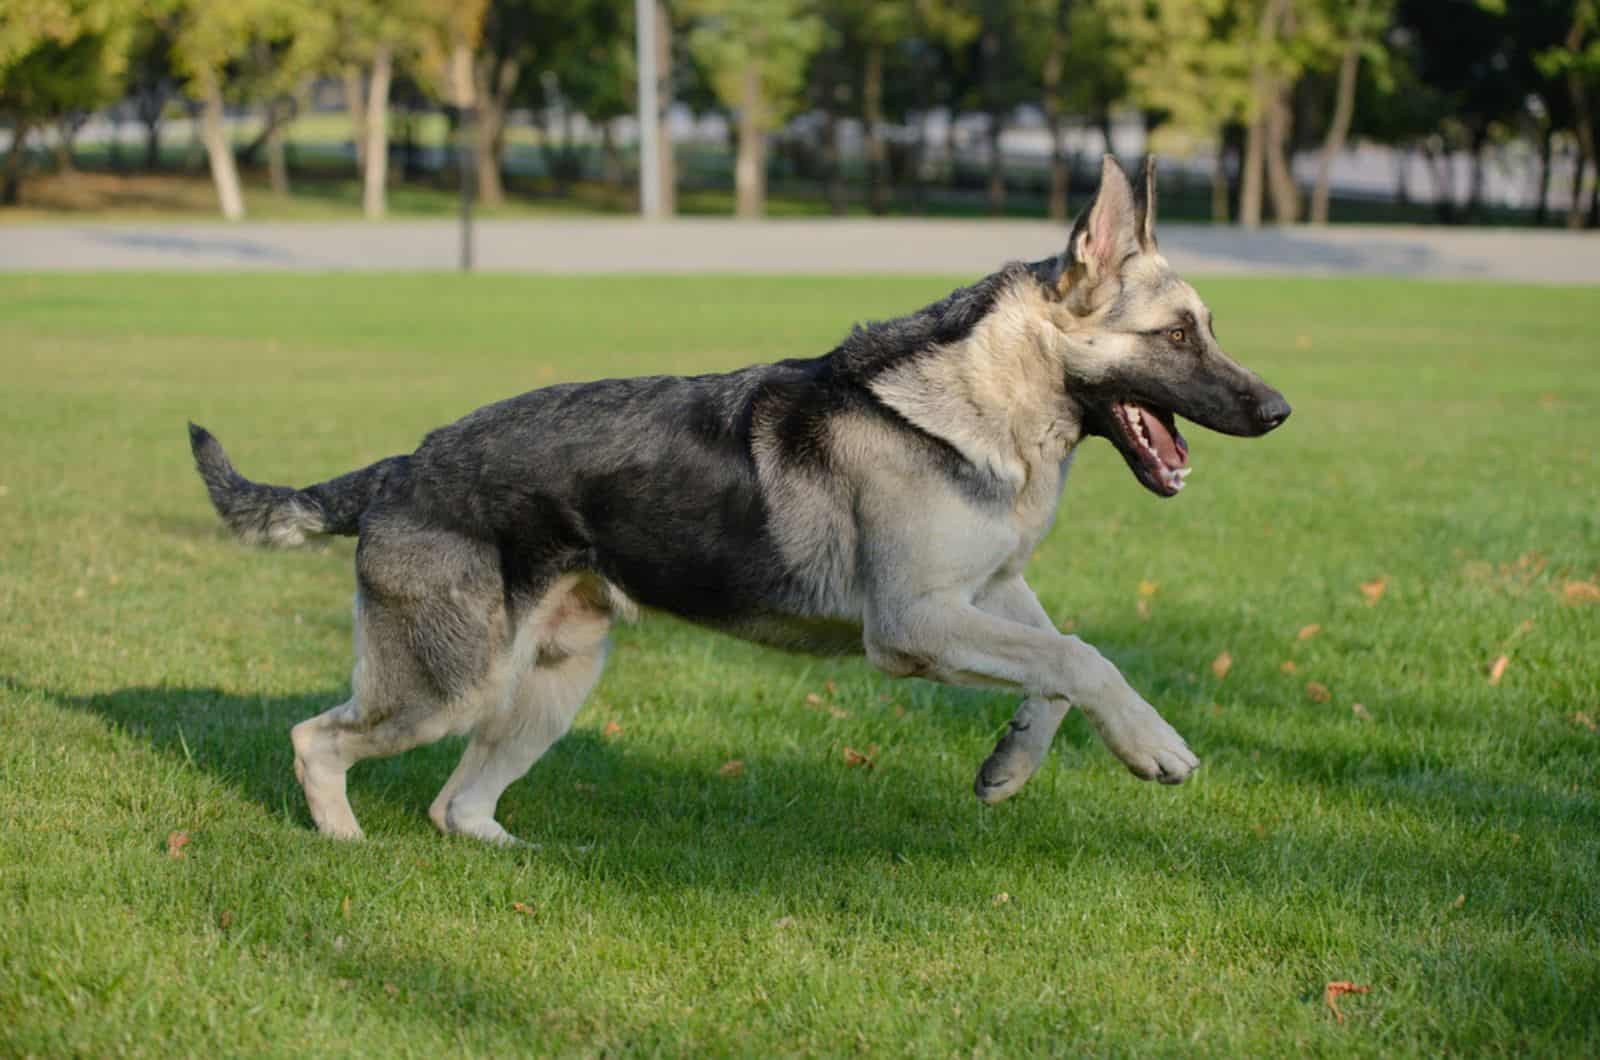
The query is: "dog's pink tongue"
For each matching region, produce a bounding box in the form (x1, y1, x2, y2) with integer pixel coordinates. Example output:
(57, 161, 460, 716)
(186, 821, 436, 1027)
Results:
(1138, 407, 1188, 469)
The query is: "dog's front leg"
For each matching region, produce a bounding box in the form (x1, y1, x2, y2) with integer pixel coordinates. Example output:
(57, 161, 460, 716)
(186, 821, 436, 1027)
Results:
(865, 594, 1199, 785)
(970, 577, 1073, 804)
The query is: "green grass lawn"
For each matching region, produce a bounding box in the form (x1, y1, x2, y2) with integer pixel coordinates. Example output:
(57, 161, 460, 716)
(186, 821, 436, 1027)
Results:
(1, 272, 1597, 1056)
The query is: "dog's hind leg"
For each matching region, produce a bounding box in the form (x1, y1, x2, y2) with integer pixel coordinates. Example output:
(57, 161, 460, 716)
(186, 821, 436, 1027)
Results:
(971, 577, 1074, 805)
(293, 527, 508, 840)
(429, 576, 613, 845)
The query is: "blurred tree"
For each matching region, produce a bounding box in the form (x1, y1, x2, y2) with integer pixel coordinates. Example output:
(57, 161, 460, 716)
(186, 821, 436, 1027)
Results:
(125, 21, 177, 171)
(1536, 0, 1600, 226)
(685, 0, 823, 217)
(161, 0, 334, 218)
(1306, 0, 1393, 223)
(0, 0, 135, 203)
(1108, 0, 1254, 221)
(961, 0, 1035, 215)
(1021, 0, 1125, 220)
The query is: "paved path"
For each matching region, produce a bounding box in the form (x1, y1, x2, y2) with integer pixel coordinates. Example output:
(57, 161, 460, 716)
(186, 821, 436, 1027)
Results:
(2, 218, 1596, 282)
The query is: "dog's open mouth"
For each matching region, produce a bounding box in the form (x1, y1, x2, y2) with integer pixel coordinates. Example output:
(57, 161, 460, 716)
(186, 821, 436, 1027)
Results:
(1110, 401, 1190, 497)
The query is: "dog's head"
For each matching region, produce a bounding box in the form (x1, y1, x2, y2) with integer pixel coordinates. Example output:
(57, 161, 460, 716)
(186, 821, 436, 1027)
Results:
(1047, 156, 1290, 498)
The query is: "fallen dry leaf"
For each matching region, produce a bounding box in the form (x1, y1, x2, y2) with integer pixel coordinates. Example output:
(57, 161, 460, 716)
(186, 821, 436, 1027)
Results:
(805, 692, 824, 707)
(1306, 681, 1331, 704)
(1360, 577, 1388, 606)
(828, 705, 850, 720)
(341, 895, 351, 919)
(1324, 981, 1370, 1023)
(1563, 580, 1600, 604)
(166, 831, 191, 859)
(1488, 654, 1509, 686)
(1280, 660, 1298, 675)
(1136, 598, 1151, 620)
(218, 910, 234, 931)
(383, 982, 399, 998)
(603, 720, 623, 738)
(825, 680, 838, 695)
(1138, 579, 1160, 598)
(1297, 623, 1322, 642)
(512, 901, 536, 917)
(1570, 712, 1597, 733)
(1351, 703, 1372, 722)
(719, 759, 746, 778)
(774, 915, 796, 929)
(992, 892, 1011, 906)
(1211, 651, 1233, 681)
(841, 745, 877, 769)
(1451, 894, 1466, 910)
(574, 782, 597, 794)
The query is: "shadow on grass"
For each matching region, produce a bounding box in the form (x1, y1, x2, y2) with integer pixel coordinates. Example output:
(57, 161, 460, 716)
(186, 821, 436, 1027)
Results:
(15, 672, 1596, 1043)
(25, 674, 1589, 872)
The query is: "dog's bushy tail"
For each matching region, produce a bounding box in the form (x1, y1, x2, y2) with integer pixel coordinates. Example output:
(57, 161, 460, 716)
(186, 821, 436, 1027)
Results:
(188, 422, 404, 547)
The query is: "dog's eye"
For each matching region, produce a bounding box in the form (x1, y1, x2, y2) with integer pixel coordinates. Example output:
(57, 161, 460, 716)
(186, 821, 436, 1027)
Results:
(1168, 328, 1186, 344)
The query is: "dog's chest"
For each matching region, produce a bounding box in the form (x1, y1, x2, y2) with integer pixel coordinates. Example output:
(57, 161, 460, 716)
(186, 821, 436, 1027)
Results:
(999, 451, 1074, 572)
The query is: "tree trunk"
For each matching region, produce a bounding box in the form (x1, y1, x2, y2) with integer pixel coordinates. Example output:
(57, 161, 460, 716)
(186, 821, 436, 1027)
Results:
(1240, 117, 1265, 228)
(735, 60, 766, 218)
(654, 0, 676, 216)
(265, 101, 290, 196)
(1048, 116, 1069, 222)
(2, 119, 30, 205)
(1422, 138, 1455, 223)
(1240, 0, 1285, 228)
(1211, 143, 1230, 222)
(1580, 153, 1593, 225)
(1566, 76, 1595, 229)
(1309, 0, 1368, 225)
(863, 40, 887, 214)
(601, 120, 624, 189)
(986, 112, 1006, 216)
(910, 111, 930, 215)
(198, 69, 245, 220)
(1263, 85, 1299, 222)
(142, 115, 161, 170)
(1465, 125, 1488, 221)
(108, 111, 124, 171)
(53, 119, 77, 174)
(1535, 123, 1554, 225)
(344, 65, 367, 172)
(363, 44, 393, 220)
(474, 55, 519, 207)
(822, 107, 846, 215)
(1041, 1, 1068, 223)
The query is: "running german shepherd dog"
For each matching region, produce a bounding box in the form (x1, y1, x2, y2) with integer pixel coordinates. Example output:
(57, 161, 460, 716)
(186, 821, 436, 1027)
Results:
(190, 157, 1289, 843)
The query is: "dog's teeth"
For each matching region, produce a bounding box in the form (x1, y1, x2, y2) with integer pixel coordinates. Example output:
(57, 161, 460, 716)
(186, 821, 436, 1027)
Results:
(1176, 468, 1192, 480)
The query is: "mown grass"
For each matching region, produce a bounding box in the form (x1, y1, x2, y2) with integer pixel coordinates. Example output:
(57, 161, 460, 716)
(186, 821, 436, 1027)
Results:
(0, 272, 1597, 1056)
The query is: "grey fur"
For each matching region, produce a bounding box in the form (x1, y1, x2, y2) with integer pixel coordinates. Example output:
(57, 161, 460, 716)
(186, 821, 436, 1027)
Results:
(190, 156, 1290, 842)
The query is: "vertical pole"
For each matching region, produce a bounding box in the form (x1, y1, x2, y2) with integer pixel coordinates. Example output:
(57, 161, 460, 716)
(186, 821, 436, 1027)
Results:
(459, 106, 475, 272)
(635, 0, 661, 219)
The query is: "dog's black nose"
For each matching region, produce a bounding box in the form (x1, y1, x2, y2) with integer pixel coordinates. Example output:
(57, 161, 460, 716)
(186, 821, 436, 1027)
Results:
(1258, 393, 1291, 431)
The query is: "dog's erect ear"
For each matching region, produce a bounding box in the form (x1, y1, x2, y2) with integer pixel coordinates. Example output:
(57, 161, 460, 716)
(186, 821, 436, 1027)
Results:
(1060, 155, 1139, 303)
(1135, 154, 1158, 251)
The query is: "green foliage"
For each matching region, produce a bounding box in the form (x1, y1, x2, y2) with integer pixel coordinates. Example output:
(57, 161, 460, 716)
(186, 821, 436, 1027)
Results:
(685, 0, 825, 128)
(0, 0, 135, 122)
(1105, 0, 1256, 152)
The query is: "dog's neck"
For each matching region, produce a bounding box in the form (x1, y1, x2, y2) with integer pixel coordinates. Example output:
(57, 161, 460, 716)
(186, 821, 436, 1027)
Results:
(868, 278, 1082, 494)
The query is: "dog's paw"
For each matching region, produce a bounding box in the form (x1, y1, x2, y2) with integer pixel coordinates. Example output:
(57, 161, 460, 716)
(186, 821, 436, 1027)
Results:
(1096, 710, 1200, 785)
(974, 748, 1032, 805)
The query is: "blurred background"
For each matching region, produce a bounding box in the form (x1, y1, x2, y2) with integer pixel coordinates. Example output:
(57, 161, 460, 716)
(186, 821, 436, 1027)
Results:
(1, 0, 1597, 228)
